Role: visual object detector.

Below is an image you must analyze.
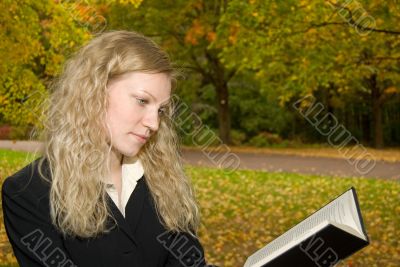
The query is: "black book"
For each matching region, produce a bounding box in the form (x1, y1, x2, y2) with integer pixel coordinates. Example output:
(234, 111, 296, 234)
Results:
(244, 187, 369, 267)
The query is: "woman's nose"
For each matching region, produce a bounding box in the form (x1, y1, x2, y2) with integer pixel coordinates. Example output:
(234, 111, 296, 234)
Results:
(142, 109, 160, 132)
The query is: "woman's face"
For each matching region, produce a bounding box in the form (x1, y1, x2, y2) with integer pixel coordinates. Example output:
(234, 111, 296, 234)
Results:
(105, 71, 171, 157)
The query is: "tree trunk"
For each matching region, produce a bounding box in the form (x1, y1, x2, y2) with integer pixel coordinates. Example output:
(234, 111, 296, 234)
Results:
(205, 51, 233, 145)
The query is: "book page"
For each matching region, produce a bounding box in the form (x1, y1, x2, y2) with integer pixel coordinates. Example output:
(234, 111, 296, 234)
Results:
(348, 190, 364, 237)
(244, 189, 365, 267)
(244, 221, 329, 267)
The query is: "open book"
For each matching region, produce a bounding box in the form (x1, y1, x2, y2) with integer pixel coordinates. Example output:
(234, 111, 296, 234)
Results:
(244, 187, 369, 267)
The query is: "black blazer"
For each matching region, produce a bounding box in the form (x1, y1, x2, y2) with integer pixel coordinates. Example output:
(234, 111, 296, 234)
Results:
(1, 157, 210, 267)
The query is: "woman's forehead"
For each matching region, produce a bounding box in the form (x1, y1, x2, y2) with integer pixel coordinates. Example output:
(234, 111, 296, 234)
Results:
(108, 71, 171, 84)
(108, 72, 171, 102)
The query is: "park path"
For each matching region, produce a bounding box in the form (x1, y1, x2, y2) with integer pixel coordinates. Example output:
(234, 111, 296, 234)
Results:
(181, 148, 400, 180)
(1, 140, 399, 180)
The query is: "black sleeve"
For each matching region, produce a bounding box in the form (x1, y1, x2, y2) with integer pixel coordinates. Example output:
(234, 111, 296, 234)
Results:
(159, 231, 217, 267)
(1, 177, 76, 267)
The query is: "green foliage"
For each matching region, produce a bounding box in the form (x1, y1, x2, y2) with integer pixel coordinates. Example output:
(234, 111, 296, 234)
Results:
(8, 125, 34, 140)
(0, 0, 94, 130)
(213, 0, 400, 147)
(104, 0, 399, 147)
(248, 131, 283, 147)
(216, 0, 400, 95)
(2, 0, 399, 147)
(230, 129, 247, 146)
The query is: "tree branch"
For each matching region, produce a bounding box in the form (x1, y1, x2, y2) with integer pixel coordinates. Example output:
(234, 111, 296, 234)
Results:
(327, 0, 400, 35)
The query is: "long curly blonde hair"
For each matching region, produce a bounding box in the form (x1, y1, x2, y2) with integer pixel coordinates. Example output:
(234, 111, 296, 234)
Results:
(35, 30, 200, 238)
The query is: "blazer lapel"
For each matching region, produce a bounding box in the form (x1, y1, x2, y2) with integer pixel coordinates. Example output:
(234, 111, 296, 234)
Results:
(105, 192, 139, 246)
(125, 175, 146, 234)
(105, 175, 146, 245)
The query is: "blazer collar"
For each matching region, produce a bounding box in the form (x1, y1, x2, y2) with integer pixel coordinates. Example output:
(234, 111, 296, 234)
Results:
(106, 176, 146, 245)
(125, 175, 146, 233)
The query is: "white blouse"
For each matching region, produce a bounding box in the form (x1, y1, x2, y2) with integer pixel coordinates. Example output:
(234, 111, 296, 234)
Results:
(104, 156, 144, 217)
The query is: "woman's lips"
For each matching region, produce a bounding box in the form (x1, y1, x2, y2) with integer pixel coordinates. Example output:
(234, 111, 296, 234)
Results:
(129, 132, 148, 143)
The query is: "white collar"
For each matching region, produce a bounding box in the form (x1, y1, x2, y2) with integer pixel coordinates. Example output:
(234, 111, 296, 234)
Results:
(104, 156, 144, 186)
(122, 155, 144, 183)
(104, 155, 144, 217)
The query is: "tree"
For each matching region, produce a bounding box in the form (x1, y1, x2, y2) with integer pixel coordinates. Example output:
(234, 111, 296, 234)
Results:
(214, 0, 400, 148)
(0, 0, 142, 133)
(0, 0, 92, 129)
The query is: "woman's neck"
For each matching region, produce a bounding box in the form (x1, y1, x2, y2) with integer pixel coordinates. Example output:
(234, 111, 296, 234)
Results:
(110, 148, 124, 174)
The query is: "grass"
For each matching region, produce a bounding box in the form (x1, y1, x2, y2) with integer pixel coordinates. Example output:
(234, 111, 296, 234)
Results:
(190, 167, 400, 266)
(0, 149, 399, 266)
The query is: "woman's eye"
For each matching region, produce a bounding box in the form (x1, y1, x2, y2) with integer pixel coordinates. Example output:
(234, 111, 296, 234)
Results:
(136, 98, 147, 105)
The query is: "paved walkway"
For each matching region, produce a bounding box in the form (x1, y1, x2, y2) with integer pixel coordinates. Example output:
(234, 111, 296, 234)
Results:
(181, 149, 400, 180)
(1, 140, 399, 180)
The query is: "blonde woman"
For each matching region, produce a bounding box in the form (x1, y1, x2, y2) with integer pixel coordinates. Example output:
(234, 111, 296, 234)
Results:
(2, 31, 213, 267)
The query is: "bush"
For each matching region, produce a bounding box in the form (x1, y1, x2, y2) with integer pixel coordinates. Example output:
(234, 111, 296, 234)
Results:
(0, 125, 11, 139)
(0, 125, 34, 140)
(230, 129, 247, 146)
(180, 127, 222, 147)
(247, 131, 283, 147)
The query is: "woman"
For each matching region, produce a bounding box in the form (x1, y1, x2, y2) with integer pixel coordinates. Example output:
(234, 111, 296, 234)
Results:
(2, 30, 213, 267)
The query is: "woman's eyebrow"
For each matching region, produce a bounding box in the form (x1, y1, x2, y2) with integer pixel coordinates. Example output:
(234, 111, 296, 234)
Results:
(142, 90, 170, 105)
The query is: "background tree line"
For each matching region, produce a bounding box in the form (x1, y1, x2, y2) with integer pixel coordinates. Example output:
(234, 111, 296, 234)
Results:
(1, 0, 399, 148)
